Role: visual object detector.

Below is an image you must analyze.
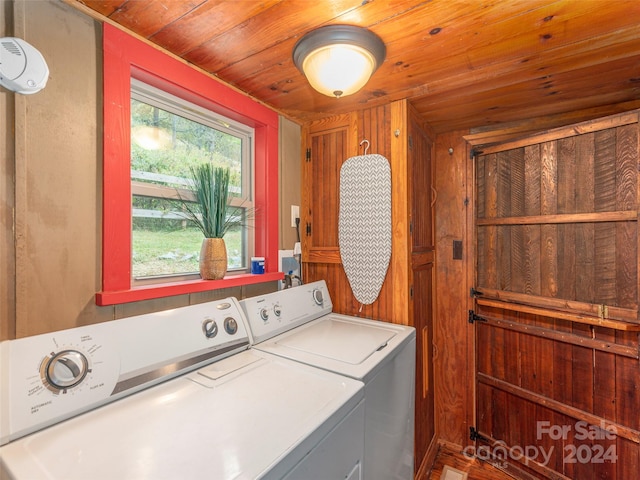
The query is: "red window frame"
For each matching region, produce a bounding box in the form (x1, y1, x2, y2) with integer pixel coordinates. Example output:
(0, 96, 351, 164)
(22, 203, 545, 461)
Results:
(97, 24, 281, 306)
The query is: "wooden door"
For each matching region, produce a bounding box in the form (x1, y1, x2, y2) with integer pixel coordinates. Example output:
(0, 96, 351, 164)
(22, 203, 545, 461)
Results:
(301, 112, 359, 314)
(471, 111, 640, 479)
(408, 105, 437, 475)
(413, 260, 435, 474)
(301, 113, 357, 266)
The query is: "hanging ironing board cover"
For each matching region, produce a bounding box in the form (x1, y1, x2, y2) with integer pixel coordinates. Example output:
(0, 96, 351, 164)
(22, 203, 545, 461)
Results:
(338, 153, 391, 305)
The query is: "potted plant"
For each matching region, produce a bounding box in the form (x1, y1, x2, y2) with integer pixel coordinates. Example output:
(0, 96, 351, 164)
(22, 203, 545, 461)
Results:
(176, 163, 239, 280)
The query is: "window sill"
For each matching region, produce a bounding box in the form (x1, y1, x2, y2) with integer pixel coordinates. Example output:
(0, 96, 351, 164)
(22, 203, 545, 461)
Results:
(96, 272, 284, 306)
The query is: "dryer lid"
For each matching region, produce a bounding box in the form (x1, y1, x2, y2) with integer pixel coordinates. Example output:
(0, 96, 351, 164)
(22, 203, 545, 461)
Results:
(276, 318, 395, 365)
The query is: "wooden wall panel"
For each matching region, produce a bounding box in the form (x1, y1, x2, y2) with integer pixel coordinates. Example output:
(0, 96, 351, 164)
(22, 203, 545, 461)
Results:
(359, 104, 392, 158)
(595, 129, 618, 306)
(557, 137, 577, 302)
(574, 134, 596, 305)
(498, 152, 512, 291)
(303, 262, 355, 313)
(433, 131, 474, 447)
(616, 124, 638, 309)
(1, 0, 16, 341)
(356, 104, 396, 322)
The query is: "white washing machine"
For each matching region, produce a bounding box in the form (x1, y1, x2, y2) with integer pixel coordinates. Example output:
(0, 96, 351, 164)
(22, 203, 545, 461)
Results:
(0, 298, 364, 479)
(240, 280, 416, 480)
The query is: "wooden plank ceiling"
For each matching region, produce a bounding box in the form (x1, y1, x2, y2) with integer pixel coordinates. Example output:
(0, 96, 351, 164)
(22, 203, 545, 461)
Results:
(70, 0, 640, 132)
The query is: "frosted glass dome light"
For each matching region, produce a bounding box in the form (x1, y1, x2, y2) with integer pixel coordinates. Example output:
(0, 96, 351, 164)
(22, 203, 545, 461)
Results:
(293, 25, 386, 98)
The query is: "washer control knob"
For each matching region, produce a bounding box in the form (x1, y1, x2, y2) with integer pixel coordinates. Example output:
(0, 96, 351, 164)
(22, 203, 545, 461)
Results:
(273, 304, 282, 317)
(202, 318, 218, 338)
(43, 350, 89, 391)
(260, 307, 269, 322)
(312, 288, 324, 306)
(224, 317, 238, 335)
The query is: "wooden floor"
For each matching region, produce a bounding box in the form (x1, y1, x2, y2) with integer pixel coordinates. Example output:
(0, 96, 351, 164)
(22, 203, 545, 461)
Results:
(426, 443, 519, 480)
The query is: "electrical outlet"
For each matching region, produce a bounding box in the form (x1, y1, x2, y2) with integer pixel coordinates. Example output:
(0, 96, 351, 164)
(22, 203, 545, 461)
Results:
(291, 205, 299, 227)
(453, 240, 463, 260)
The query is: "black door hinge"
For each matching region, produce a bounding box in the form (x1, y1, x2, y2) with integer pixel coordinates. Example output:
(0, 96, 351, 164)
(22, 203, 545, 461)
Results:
(306, 222, 311, 236)
(306, 148, 311, 161)
(468, 310, 487, 324)
(470, 148, 483, 159)
(470, 426, 489, 442)
(470, 287, 483, 298)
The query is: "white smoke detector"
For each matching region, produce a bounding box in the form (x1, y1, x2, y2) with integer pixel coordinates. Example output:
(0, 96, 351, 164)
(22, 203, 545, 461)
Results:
(0, 37, 49, 94)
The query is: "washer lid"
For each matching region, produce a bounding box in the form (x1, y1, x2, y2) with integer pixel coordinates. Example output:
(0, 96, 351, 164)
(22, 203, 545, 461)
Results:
(0, 351, 364, 480)
(276, 317, 395, 365)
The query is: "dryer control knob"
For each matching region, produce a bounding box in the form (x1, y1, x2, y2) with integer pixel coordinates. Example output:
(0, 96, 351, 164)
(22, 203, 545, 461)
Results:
(312, 288, 324, 305)
(273, 304, 282, 317)
(42, 350, 89, 391)
(260, 307, 269, 321)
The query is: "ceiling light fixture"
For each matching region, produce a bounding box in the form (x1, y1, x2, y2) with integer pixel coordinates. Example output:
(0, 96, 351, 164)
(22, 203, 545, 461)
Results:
(293, 25, 386, 98)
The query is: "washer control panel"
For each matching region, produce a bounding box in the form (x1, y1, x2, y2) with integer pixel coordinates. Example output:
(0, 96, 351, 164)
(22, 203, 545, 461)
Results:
(1, 297, 249, 445)
(240, 280, 332, 344)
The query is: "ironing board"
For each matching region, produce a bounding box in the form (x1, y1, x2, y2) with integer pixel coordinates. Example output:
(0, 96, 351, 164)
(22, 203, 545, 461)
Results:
(338, 152, 391, 305)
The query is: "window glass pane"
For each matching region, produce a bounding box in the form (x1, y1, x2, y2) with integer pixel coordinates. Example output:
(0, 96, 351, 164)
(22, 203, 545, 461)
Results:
(132, 196, 245, 278)
(132, 195, 202, 277)
(130, 98, 243, 194)
(130, 84, 253, 281)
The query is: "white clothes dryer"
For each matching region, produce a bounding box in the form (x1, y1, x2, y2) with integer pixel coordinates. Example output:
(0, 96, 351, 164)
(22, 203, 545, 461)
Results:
(0, 298, 364, 480)
(240, 280, 416, 480)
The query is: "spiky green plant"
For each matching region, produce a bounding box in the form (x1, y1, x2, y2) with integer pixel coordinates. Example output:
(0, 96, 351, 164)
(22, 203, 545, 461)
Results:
(177, 164, 241, 238)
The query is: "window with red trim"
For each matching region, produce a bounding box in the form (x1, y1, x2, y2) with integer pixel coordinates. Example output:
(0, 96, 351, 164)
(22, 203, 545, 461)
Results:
(97, 24, 281, 306)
